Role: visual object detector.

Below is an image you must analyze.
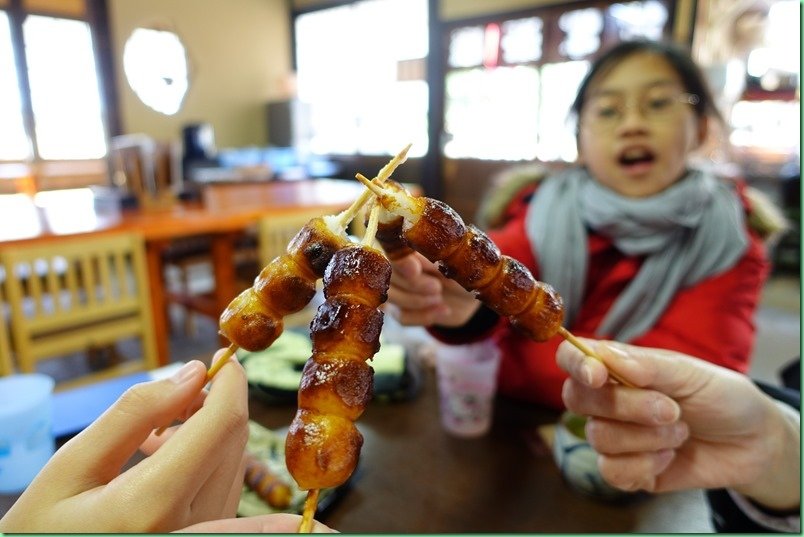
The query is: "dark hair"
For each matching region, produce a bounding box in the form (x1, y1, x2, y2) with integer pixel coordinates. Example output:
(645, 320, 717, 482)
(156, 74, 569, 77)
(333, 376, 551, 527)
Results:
(570, 40, 723, 132)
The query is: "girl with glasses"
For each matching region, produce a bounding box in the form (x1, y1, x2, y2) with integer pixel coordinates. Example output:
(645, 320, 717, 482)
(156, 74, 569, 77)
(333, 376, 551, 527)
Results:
(386, 39, 786, 410)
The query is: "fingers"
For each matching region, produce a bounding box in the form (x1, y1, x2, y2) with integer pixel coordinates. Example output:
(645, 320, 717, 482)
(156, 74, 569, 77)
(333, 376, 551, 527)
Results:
(558, 338, 719, 400)
(562, 378, 681, 426)
(176, 513, 337, 533)
(597, 449, 677, 492)
(388, 253, 451, 325)
(138, 351, 249, 503)
(39, 360, 208, 489)
(585, 417, 689, 455)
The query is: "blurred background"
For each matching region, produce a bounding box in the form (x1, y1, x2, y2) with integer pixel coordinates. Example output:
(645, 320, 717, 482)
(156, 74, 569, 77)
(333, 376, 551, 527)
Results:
(0, 0, 799, 381)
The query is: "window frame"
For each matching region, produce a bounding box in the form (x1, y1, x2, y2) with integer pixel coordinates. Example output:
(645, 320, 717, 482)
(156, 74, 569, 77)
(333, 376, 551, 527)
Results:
(1, 0, 118, 163)
(440, 0, 678, 162)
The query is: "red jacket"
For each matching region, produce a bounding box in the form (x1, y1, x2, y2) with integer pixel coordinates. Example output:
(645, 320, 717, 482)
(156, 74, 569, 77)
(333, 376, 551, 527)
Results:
(433, 183, 770, 410)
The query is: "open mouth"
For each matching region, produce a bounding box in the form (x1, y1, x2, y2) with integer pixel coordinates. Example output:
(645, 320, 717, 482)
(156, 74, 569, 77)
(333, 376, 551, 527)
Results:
(618, 147, 656, 172)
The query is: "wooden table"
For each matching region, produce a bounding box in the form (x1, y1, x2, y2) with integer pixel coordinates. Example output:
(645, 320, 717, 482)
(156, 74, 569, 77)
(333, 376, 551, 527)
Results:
(0, 358, 714, 532)
(249, 364, 714, 533)
(0, 180, 365, 363)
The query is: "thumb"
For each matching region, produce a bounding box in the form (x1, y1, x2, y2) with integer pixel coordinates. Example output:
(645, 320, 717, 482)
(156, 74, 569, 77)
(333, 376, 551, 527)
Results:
(41, 360, 207, 488)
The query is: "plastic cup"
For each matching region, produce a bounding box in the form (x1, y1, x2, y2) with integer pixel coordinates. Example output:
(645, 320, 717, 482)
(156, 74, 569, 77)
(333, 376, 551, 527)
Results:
(435, 339, 501, 437)
(0, 374, 56, 493)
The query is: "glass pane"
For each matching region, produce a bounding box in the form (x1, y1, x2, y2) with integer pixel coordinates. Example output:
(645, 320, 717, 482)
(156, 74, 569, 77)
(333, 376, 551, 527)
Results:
(295, 0, 428, 157)
(608, 0, 668, 41)
(730, 100, 800, 177)
(123, 28, 189, 116)
(24, 15, 105, 159)
(558, 8, 604, 60)
(448, 25, 484, 68)
(536, 61, 590, 162)
(746, 0, 800, 82)
(444, 65, 539, 160)
(0, 11, 31, 160)
(501, 17, 542, 64)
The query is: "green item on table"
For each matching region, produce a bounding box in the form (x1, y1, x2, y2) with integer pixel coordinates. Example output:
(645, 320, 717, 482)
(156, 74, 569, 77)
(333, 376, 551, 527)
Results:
(239, 329, 407, 396)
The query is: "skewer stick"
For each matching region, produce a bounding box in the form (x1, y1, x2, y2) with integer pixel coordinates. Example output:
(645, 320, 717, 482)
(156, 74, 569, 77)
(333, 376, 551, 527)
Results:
(355, 174, 634, 388)
(355, 173, 385, 196)
(204, 342, 239, 381)
(557, 327, 634, 387)
(298, 488, 320, 533)
(361, 204, 381, 246)
(335, 143, 411, 229)
(154, 342, 239, 435)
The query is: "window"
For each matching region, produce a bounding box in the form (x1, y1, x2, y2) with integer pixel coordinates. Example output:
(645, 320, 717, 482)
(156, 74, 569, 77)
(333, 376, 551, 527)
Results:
(0, 5, 106, 161)
(294, 0, 429, 157)
(24, 15, 105, 159)
(443, 0, 674, 162)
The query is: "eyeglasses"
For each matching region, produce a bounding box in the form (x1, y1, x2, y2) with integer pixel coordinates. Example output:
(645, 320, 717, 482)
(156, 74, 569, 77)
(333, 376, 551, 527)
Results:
(582, 92, 700, 133)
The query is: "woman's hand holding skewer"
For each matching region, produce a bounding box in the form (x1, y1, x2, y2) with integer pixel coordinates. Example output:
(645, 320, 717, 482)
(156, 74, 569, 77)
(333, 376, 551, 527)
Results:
(387, 251, 480, 327)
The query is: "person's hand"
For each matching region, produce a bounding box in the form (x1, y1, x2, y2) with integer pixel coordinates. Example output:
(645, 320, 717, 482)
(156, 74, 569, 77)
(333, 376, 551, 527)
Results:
(556, 340, 800, 511)
(176, 513, 337, 533)
(386, 251, 480, 327)
(0, 349, 249, 533)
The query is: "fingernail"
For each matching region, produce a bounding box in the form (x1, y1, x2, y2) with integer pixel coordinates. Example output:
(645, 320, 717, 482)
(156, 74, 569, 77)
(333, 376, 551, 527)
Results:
(672, 422, 689, 444)
(652, 397, 679, 424)
(654, 448, 676, 471)
(580, 363, 594, 385)
(170, 361, 200, 384)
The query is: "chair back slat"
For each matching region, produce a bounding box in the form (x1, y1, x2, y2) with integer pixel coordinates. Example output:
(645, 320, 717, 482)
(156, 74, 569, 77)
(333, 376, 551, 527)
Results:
(64, 260, 80, 308)
(113, 249, 129, 298)
(44, 259, 62, 314)
(79, 253, 97, 308)
(24, 260, 45, 316)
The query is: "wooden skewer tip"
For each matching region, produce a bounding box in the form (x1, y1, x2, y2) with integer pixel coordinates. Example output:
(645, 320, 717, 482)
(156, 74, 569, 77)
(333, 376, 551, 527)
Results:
(355, 173, 383, 195)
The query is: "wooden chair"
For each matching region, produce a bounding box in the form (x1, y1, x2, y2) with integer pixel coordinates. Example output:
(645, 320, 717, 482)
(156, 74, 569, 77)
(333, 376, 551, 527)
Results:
(0, 233, 159, 389)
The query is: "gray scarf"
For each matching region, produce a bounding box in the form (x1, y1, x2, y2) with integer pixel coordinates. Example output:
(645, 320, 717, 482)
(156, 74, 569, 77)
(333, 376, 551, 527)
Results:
(526, 167, 748, 341)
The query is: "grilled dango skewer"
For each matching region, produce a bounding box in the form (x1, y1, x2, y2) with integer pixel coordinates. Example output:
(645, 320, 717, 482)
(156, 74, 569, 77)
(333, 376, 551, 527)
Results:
(286, 206, 391, 532)
(355, 174, 632, 386)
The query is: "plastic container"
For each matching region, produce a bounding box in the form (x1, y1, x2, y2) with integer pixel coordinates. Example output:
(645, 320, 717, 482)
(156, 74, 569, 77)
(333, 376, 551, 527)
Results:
(435, 339, 501, 437)
(0, 374, 55, 493)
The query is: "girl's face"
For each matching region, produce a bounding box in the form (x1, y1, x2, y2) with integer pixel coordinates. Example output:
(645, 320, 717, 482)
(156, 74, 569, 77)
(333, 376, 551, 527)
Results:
(577, 52, 707, 198)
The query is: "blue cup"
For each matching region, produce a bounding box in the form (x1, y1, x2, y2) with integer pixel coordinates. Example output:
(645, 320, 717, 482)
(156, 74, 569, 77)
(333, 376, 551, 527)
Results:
(0, 374, 56, 493)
